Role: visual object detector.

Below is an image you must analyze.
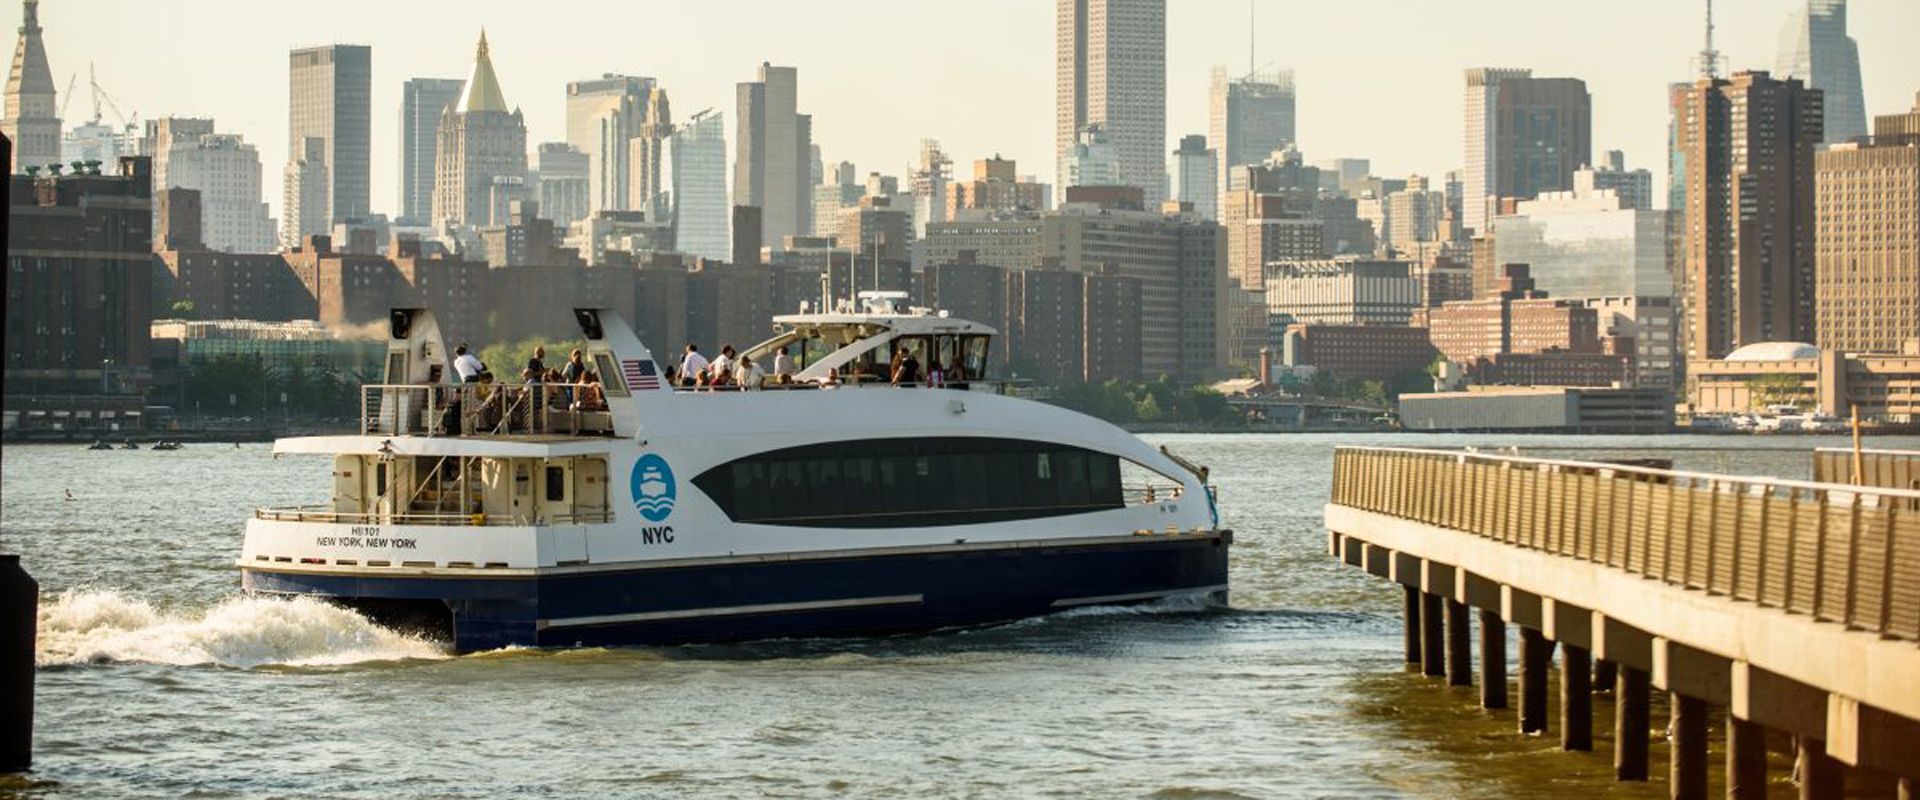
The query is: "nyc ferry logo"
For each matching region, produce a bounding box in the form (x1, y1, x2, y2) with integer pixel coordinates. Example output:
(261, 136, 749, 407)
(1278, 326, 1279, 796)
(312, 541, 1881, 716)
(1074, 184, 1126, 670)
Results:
(630, 454, 677, 544)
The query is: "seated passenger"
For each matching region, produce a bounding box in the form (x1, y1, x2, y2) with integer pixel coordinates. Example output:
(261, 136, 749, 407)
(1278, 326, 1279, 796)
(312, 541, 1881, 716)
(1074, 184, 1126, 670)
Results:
(947, 362, 970, 391)
(575, 373, 608, 411)
(735, 355, 766, 390)
(925, 359, 945, 388)
(815, 367, 841, 388)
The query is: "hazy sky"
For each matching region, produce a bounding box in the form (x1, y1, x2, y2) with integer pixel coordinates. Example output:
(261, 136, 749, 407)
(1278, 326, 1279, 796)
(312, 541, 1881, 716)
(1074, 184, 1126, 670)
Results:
(15, 0, 1919, 221)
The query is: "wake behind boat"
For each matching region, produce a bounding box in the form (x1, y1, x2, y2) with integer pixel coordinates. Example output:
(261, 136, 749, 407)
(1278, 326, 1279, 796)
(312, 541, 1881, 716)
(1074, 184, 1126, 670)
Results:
(240, 296, 1230, 651)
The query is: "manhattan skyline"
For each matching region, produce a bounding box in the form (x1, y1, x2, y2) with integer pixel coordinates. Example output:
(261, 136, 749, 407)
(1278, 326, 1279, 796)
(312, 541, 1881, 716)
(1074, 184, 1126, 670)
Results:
(12, 0, 1918, 223)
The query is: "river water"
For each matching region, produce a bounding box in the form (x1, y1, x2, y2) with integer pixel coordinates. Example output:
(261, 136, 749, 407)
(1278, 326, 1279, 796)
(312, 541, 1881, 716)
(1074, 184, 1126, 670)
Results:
(2, 433, 1913, 799)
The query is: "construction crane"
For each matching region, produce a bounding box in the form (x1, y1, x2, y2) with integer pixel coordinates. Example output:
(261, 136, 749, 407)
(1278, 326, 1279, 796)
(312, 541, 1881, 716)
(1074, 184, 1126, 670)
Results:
(56, 72, 77, 120)
(88, 63, 138, 135)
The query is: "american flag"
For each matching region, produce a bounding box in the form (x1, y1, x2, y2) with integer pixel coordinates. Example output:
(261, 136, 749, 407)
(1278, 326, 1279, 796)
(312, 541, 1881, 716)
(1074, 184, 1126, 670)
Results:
(622, 359, 661, 390)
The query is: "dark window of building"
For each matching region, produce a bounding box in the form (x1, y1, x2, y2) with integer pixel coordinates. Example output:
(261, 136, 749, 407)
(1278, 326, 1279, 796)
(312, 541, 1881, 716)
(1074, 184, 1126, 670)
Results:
(693, 437, 1127, 528)
(546, 466, 566, 502)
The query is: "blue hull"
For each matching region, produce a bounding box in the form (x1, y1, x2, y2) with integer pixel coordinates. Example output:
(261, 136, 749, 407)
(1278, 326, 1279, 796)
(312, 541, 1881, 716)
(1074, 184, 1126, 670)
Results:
(242, 534, 1231, 652)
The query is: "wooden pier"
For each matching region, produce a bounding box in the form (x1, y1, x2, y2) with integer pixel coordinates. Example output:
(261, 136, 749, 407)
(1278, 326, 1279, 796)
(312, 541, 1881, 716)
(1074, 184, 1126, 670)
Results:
(1327, 446, 1920, 799)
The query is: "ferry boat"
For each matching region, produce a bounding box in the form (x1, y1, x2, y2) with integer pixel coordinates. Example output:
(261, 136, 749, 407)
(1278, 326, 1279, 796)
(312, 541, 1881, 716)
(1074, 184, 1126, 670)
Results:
(241, 295, 1230, 652)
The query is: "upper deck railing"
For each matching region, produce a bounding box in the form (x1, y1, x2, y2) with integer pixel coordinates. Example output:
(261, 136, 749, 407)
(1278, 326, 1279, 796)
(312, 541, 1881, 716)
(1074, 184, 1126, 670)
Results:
(1329, 446, 1920, 644)
(361, 383, 615, 437)
(360, 379, 1040, 437)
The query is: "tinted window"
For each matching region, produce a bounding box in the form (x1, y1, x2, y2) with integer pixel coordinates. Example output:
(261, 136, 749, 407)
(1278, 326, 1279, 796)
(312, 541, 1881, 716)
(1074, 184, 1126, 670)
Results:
(692, 437, 1127, 528)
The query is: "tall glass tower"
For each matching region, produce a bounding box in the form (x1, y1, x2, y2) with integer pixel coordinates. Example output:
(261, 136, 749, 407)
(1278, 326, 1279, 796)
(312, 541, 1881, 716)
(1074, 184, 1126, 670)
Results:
(1776, 0, 1866, 144)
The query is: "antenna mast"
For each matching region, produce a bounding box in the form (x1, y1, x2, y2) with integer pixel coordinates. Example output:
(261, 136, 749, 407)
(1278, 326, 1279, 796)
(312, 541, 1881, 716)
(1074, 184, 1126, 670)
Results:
(1694, 0, 1724, 80)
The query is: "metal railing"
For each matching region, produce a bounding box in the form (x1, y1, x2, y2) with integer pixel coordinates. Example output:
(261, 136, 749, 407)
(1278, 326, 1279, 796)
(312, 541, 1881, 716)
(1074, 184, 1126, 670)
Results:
(360, 383, 615, 437)
(667, 378, 1032, 394)
(255, 504, 614, 527)
(1330, 446, 1920, 644)
(1813, 448, 1920, 507)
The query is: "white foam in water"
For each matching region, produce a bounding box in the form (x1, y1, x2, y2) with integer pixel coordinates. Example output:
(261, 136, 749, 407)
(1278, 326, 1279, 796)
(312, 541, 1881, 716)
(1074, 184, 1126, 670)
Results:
(36, 590, 450, 668)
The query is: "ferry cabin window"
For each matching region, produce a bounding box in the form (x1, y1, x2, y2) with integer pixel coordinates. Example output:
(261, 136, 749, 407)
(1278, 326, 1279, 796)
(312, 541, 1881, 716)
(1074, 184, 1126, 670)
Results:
(545, 466, 566, 502)
(693, 438, 1125, 528)
(592, 353, 630, 396)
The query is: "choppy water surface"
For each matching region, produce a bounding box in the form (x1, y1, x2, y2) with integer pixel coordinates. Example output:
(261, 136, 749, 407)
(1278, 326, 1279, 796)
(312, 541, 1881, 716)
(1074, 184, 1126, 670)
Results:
(3, 433, 1912, 799)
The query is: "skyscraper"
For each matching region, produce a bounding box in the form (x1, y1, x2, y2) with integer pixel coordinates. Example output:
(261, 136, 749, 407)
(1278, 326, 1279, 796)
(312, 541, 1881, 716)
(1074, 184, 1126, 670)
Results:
(432, 32, 528, 230)
(629, 87, 672, 218)
(1675, 71, 1822, 361)
(3, 0, 59, 173)
(667, 109, 730, 262)
(734, 63, 813, 248)
(1814, 99, 1918, 353)
(909, 139, 951, 238)
(288, 44, 371, 223)
(566, 73, 654, 214)
(1170, 134, 1217, 219)
(399, 78, 464, 225)
(283, 136, 329, 249)
(1208, 66, 1293, 211)
(164, 133, 278, 253)
(1056, 0, 1166, 205)
(1461, 68, 1591, 234)
(1775, 0, 1866, 144)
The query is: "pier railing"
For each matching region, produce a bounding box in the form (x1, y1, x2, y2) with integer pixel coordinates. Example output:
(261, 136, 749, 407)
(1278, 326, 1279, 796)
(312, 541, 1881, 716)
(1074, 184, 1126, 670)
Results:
(1812, 448, 1920, 505)
(1330, 447, 1920, 644)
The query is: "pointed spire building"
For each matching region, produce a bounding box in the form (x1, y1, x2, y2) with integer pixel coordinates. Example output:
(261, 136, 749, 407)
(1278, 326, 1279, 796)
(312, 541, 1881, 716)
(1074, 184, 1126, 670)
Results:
(433, 30, 528, 229)
(4, 0, 62, 173)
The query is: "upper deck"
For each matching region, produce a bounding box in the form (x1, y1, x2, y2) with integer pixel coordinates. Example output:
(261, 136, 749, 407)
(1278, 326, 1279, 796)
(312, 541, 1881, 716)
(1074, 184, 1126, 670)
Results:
(357, 294, 1011, 439)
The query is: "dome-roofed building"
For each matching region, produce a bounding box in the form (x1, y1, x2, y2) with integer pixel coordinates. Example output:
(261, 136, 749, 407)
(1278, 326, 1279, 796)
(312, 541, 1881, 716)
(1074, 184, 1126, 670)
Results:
(1723, 342, 1821, 362)
(1691, 340, 1920, 421)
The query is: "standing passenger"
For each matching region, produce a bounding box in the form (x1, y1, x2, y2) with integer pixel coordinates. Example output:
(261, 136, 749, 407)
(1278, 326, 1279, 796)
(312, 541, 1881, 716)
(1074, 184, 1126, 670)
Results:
(453, 344, 483, 383)
(680, 345, 708, 387)
(772, 347, 796, 383)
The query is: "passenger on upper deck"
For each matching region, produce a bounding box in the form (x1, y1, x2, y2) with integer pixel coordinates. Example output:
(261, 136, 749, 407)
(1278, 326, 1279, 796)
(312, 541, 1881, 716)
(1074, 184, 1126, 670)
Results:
(562, 350, 587, 384)
(680, 344, 707, 387)
(453, 344, 483, 383)
(526, 346, 548, 378)
(710, 345, 737, 382)
(891, 346, 921, 387)
(735, 355, 766, 390)
(575, 372, 607, 411)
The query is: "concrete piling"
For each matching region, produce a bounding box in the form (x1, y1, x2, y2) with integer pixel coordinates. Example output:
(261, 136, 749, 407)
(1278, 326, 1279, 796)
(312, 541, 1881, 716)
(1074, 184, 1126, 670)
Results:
(1560, 644, 1592, 751)
(1519, 627, 1552, 734)
(1445, 599, 1471, 687)
(1593, 658, 1616, 694)
(1615, 666, 1650, 781)
(1, 554, 36, 774)
(1726, 718, 1767, 800)
(1403, 585, 1422, 665)
(1670, 693, 1709, 800)
(1421, 592, 1445, 678)
(1796, 737, 1843, 800)
(1478, 609, 1506, 709)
